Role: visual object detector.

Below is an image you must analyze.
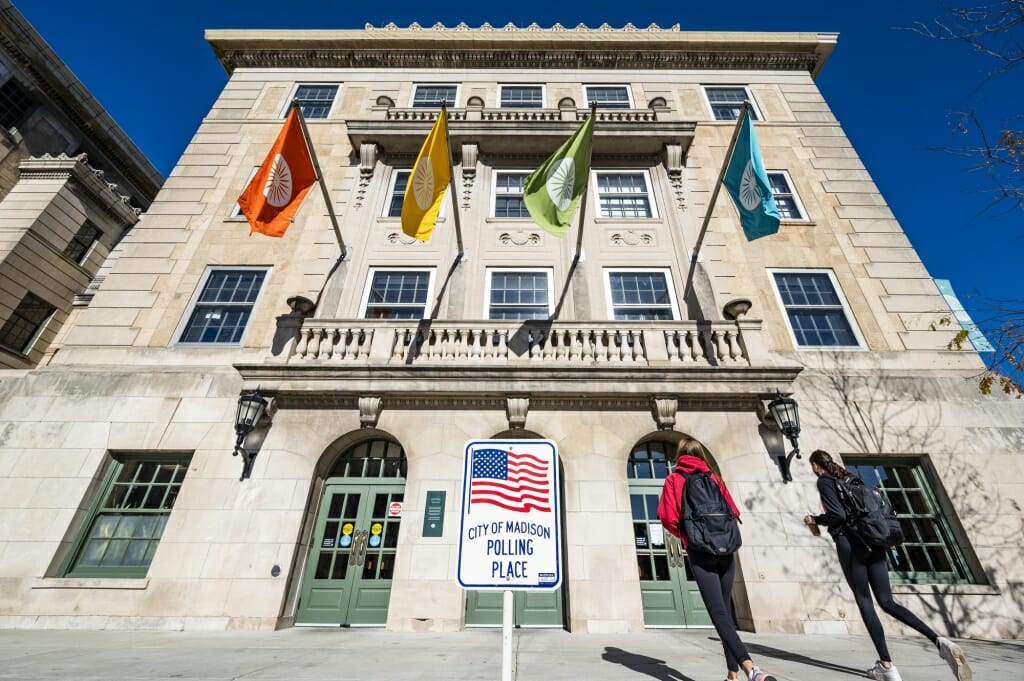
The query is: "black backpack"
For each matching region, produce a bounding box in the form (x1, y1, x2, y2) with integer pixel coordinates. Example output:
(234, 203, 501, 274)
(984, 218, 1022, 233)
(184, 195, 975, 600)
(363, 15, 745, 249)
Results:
(678, 471, 742, 556)
(836, 478, 905, 548)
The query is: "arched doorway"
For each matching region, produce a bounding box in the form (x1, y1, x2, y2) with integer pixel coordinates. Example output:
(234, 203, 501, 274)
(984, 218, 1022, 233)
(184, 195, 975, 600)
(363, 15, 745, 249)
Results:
(628, 437, 711, 627)
(295, 437, 406, 626)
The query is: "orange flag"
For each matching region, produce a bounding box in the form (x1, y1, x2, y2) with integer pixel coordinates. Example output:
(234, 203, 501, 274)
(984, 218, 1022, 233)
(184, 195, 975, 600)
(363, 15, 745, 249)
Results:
(237, 108, 317, 237)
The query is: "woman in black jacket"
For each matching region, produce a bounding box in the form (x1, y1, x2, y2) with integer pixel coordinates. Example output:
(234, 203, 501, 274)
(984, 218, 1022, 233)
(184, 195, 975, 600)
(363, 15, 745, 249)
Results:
(804, 450, 971, 681)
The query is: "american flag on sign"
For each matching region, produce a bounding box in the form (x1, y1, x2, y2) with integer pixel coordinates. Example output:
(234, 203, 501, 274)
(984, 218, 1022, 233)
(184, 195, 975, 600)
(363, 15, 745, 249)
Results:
(470, 448, 551, 513)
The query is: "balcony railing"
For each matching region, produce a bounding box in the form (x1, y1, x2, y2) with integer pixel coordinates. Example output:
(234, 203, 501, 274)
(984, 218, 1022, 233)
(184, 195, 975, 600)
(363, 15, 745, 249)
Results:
(383, 107, 661, 124)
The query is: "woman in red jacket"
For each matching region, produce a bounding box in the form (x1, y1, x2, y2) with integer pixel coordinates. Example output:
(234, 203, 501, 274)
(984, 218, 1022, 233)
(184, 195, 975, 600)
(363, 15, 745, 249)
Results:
(658, 436, 778, 681)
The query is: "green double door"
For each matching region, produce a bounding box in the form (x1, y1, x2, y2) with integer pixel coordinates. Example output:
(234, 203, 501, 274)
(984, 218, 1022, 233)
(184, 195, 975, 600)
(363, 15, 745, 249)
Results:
(464, 588, 564, 627)
(632, 487, 711, 627)
(296, 481, 404, 625)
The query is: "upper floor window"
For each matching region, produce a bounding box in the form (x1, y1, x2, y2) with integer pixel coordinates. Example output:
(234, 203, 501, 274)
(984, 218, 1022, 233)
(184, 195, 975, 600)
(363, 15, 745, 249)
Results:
(767, 172, 808, 221)
(500, 85, 543, 108)
(361, 269, 433, 319)
(0, 291, 55, 355)
(492, 171, 530, 218)
(289, 84, 339, 119)
(595, 172, 656, 218)
(63, 221, 102, 265)
(412, 85, 458, 108)
(605, 270, 678, 320)
(386, 170, 410, 217)
(177, 268, 267, 344)
(770, 270, 860, 348)
(486, 269, 552, 320)
(585, 85, 632, 109)
(62, 455, 191, 578)
(0, 78, 36, 129)
(704, 86, 759, 121)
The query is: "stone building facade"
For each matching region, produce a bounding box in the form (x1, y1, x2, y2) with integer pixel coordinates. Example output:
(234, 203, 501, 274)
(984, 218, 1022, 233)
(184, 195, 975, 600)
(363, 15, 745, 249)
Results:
(0, 24, 1021, 639)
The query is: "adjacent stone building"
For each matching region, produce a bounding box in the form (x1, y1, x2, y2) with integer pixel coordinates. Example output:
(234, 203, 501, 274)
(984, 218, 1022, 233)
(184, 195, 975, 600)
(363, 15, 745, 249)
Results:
(0, 23, 1020, 639)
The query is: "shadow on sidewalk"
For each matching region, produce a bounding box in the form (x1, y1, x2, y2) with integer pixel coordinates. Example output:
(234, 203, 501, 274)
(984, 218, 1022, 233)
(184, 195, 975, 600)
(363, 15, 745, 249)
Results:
(601, 646, 698, 681)
(740, 640, 865, 677)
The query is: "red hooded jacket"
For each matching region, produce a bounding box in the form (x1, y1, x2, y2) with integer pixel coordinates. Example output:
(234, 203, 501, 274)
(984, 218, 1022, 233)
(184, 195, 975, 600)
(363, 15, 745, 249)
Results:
(657, 454, 741, 550)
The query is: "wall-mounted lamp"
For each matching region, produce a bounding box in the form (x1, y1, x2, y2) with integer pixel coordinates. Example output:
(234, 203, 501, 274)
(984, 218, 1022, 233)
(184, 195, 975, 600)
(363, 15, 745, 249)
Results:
(234, 389, 269, 481)
(766, 390, 801, 483)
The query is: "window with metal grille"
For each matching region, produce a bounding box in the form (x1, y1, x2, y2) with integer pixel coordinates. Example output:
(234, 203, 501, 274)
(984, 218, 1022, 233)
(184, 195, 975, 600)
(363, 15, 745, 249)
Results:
(500, 85, 543, 108)
(178, 269, 267, 344)
(844, 457, 974, 584)
(63, 456, 191, 578)
(487, 270, 551, 320)
(626, 440, 674, 479)
(362, 269, 432, 319)
(386, 170, 410, 217)
(607, 271, 677, 320)
(585, 85, 631, 109)
(767, 172, 806, 221)
(493, 172, 530, 218)
(0, 292, 55, 354)
(596, 172, 654, 218)
(0, 79, 35, 129)
(412, 85, 457, 108)
(771, 271, 859, 347)
(63, 221, 101, 264)
(704, 86, 759, 121)
(326, 438, 407, 478)
(291, 84, 339, 119)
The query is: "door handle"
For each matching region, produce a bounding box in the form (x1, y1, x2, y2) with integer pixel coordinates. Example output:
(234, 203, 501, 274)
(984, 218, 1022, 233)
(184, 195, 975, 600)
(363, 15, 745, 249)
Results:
(349, 530, 369, 566)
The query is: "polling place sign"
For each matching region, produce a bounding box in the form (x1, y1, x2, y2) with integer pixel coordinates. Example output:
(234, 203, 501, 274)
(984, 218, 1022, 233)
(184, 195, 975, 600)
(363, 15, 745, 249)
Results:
(457, 440, 561, 590)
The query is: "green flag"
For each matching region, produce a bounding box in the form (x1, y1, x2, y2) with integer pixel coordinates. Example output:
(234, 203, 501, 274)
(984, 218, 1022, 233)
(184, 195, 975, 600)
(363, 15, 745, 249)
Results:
(523, 114, 594, 238)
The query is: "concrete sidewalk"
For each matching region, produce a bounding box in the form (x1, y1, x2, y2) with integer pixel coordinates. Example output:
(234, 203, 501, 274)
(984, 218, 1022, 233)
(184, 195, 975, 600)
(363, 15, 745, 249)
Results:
(0, 628, 1019, 681)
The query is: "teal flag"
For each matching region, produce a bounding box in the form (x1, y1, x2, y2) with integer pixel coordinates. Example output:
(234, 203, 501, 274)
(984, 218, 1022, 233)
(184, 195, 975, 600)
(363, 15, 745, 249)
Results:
(523, 114, 594, 238)
(723, 109, 780, 240)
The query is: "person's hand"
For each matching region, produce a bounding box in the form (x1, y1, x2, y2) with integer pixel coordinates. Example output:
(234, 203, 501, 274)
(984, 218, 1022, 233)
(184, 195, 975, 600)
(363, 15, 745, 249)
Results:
(803, 515, 815, 525)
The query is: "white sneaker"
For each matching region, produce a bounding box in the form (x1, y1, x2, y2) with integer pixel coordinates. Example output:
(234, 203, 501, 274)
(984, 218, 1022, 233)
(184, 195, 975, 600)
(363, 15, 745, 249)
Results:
(866, 660, 902, 681)
(937, 637, 972, 681)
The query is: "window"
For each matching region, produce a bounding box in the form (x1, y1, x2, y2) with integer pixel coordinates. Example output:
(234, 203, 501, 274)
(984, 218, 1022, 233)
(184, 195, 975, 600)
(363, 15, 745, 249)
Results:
(584, 85, 632, 109)
(386, 170, 410, 217)
(412, 85, 457, 108)
(704, 86, 759, 121)
(770, 270, 859, 348)
(63, 221, 101, 264)
(232, 167, 259, 218)
(500, 85, 543, 108)
(606, 270, 678, 320)
(844, 457, 973, 584)
(492, 172, 530, 218)
(767, 172, 807, 221)
(0, 78, 35, 129)
(0, 292, 55, 355)
(486, 270, 552, 320)
(289, 84, 339, 119)
(361, 269, 433, 319)
(63, 456, 190, 578)
(595, 172, 655, 218)
(178, 268, 267, 344)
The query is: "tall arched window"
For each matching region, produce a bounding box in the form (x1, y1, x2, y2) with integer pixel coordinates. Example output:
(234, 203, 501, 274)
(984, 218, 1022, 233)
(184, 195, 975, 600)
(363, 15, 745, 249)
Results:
(326, 438, 406, 479)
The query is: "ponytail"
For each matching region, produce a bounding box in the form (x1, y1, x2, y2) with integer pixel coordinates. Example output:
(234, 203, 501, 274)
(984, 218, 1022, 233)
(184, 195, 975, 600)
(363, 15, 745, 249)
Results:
(809, 449, 855, 481)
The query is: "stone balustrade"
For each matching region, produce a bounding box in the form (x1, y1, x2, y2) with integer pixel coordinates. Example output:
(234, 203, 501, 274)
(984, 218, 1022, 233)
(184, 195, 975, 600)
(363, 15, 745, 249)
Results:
(383, 108, 660, 123)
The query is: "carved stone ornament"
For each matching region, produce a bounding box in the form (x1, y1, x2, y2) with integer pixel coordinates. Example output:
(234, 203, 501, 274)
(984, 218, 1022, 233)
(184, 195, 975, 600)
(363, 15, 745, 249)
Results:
(386, 232, 424, 245)
(355, 143, 377, 209)
(653, 397, 678, 430)
(359, 396, 383, 428)
(506, 397, 530, 430)
(610, 230, 654, 246)
(664, 143, 686, 210)
(461, 143, 478, 209)
(499, 231, 541, 246)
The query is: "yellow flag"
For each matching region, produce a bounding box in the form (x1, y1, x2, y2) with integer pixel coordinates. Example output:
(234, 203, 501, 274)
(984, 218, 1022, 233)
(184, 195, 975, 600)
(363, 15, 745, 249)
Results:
(401, 113, 451, 240)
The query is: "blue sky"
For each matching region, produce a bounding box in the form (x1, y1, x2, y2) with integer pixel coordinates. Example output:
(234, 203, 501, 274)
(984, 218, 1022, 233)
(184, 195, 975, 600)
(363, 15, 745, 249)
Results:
(18, 1, 1023, 327)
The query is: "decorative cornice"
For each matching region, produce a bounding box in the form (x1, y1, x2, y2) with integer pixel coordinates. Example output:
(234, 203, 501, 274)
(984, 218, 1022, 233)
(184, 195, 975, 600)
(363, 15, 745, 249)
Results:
(19, 154, 142, 226)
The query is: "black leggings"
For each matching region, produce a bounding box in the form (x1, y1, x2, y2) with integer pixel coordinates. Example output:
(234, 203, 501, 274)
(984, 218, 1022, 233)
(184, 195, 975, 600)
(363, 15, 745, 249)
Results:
(835, 533, 938, 662)
(690, 552, 749, 673)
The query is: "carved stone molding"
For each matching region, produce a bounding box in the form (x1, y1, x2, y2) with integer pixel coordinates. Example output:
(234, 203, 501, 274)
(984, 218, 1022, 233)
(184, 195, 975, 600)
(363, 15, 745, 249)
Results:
(355, 143, 377, 209)
(652, 397, 678, 430)
(461, 143, 478, 208)
(506, 396, 530, 430)
(385, 231, 426, 245)
(359, 396, 383, 428)
(499, 231, 542, 246)
(610, 230, 655, 246)
(664, 143, 686, 211)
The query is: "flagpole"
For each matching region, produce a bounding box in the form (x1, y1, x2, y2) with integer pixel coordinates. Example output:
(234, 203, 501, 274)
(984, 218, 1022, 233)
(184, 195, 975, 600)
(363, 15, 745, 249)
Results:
(572, 102, 598, 262)
(441, 100, 465, 260)
(681, 100, 750, 306)
(292, 100, 348, 260)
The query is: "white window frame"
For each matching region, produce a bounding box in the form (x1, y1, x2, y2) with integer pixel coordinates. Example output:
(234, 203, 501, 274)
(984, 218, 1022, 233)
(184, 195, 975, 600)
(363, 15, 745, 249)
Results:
(603, 268, 680, 321)
(383, 168, 411, 218)
(231, 166, 260, 218)
(173, 266, 270, 346)
(409, 84, 460, 108)
(489, 170, 532, 218)
(498, 84, 545, 109)
(767, 268, 866, 350)
(484, 268, 555, 320)
(583, 84, 634, 109)
(591, 170, 659, 219)
(280, 83, 341, 119)
(701, 85, 761, 121)
(766, 170, 810, 222)
(359, 268, 436, 320)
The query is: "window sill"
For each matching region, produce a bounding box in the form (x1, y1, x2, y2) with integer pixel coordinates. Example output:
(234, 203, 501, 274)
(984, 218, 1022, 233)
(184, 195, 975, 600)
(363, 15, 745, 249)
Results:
(780, 219, 815, 226)
(484, 217, 535, 223)
(890, 583, 1000, 597)
(224, 216, 247, 222)
(594, 218, 662, 224)
(376, 217, 446, 223)
(31, 578, 150, 590)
